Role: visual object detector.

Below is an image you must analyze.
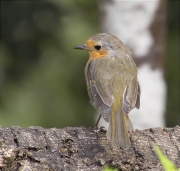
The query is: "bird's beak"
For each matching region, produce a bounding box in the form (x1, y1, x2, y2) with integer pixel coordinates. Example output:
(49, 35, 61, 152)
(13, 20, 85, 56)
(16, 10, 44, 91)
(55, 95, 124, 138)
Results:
(73, 45, 87, 50)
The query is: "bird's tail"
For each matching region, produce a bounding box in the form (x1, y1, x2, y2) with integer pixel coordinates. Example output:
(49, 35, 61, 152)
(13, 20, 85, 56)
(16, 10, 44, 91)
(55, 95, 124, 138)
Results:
(107, 109, 132, 149)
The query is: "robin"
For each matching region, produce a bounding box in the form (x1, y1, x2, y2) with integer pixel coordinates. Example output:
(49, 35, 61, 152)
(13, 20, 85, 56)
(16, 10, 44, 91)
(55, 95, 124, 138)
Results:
(74, 33, 140, 149)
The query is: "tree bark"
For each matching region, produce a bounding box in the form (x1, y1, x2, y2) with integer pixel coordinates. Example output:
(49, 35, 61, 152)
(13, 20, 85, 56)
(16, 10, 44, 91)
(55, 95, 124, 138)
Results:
(0, 125, 179, 171)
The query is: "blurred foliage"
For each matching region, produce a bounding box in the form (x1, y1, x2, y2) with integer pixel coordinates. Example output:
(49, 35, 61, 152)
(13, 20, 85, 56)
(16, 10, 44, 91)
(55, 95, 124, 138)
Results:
(165, 0, 180, 126)
(0, 0, 98, 128)
(0, 0, 179, 128)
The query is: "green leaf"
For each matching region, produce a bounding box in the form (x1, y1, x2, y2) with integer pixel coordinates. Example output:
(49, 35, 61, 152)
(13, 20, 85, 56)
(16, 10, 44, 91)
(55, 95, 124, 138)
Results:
(103, 166, 118, 171)
(154, 144, 178, 171)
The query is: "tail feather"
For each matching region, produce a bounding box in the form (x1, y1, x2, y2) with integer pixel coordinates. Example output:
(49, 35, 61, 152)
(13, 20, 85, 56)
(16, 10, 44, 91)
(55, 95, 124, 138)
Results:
(107, 109, 131, 149)
(126, 115, 133, 131)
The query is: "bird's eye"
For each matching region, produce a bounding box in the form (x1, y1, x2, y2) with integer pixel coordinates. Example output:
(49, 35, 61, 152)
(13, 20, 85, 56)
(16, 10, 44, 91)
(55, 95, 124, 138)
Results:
(94, 45, 101, 50)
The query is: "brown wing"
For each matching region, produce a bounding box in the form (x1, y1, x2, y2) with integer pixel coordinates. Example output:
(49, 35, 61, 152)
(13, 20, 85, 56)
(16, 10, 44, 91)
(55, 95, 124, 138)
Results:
(122, 78, 141, 114)
(85, 60, 114, 122)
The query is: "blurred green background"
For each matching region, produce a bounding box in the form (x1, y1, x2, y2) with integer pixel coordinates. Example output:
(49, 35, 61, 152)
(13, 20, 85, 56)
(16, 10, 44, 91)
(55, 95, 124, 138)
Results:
(0, 1, 179, 128)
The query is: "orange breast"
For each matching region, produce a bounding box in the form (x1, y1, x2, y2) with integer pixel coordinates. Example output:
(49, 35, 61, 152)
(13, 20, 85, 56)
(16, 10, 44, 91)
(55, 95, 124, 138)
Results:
(88, 50, 108, 62)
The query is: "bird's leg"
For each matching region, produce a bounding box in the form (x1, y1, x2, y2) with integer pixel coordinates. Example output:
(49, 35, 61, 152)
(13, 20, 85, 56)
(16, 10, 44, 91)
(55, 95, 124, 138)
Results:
(94, 115, 101, 130)
(93, 115, 107, 133)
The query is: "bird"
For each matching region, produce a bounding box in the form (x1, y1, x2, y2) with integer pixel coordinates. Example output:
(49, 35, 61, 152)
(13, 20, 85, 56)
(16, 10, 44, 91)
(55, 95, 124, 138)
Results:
(74, 33, 140, 149)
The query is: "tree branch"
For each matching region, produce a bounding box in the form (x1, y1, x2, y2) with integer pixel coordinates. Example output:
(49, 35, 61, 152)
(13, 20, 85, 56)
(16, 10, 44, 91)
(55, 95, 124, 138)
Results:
(0, 125, 179, 171)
